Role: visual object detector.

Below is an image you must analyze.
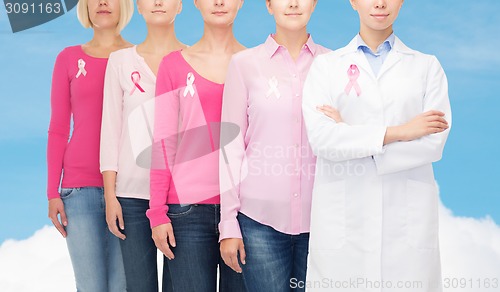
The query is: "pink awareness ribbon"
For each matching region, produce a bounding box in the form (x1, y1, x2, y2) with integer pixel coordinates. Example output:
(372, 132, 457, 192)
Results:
(130, 71, 145, 95)
(344, 64, 361, 96)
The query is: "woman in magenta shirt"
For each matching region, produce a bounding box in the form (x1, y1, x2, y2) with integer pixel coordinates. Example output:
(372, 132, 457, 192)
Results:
(46, 0, 133, 291)
(147, 0, 246, 291)
(219, 0, 330, 291)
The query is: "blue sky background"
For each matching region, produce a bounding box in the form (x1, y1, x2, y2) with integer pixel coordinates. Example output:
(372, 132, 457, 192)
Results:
(0, 0, 499, 242)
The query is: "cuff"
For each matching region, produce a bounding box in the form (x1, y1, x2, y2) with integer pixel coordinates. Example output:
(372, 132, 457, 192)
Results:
(146, 205, 171, 228)
(47, 191, 61, 200)
(218, 219, 242, 242)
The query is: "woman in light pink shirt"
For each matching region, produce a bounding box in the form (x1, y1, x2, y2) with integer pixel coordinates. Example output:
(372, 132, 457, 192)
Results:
(219, 1, 330, 291)
(100, 0, 186, 291)
(46, 0, 133, 291)
(147, 0, 246, 291)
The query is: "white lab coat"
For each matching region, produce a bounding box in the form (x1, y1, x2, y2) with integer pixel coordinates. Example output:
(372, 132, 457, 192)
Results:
(302, 36, 451, 292)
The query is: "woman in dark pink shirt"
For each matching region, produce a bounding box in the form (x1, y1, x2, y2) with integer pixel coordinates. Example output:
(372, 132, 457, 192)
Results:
(47, 0, 133, 291)
(147, 0, 246, 291)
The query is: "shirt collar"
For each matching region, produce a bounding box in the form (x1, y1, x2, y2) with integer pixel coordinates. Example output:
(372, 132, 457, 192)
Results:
(264, 34, 317, 59)
(356, 33, 395, 55)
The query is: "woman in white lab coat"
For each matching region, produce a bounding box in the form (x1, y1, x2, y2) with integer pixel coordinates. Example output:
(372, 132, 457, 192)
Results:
(302, 0, 451, 291)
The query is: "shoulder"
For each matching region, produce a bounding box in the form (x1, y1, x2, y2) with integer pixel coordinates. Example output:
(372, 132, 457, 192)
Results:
(313, 44, 333, 56)
(160, 50, 183, 66)
(229, 43, 267, 68)
(394, 37, 442, 68)
(55, 45, 82, 62)
(107, 46, 135, 67)
(109, 46, 134, 60)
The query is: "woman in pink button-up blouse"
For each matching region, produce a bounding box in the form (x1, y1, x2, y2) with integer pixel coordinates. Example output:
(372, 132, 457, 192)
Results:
(219, 0, 331, 291)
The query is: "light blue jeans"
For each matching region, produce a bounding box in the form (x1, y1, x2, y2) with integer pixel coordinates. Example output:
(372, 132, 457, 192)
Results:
(61, 187, 126, 292)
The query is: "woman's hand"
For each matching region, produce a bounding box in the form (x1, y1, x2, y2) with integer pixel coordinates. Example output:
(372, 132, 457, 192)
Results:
(220, 238, 246, 273)
(317, 105, 343, 123)
(152, 223, 176, 260)
(384, 110, 449, 145)
(105, 196, 126, 240)
(48, 198, 67, 238)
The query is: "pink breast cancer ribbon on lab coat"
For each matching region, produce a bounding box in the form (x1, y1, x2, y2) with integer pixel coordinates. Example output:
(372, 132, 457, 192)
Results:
(344, 64, 361, 96)
(130, 71, 145, 95)
(76, 59, 87, 78)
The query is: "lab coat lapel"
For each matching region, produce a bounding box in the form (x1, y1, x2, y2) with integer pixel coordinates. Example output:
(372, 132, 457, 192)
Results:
(377, 50, 401, 80)
(341, 37, 377, 81)
(352, 50, 377, 81)
(378, 37, 414, 80)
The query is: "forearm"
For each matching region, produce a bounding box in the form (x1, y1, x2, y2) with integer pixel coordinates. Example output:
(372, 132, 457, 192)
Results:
(102, 171, 117, 200)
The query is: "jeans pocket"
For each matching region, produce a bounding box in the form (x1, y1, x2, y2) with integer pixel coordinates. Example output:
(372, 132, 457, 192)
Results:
(406, 179, 439, 250)
(60, 188, 79, 199)
(167, 204, 195, 218)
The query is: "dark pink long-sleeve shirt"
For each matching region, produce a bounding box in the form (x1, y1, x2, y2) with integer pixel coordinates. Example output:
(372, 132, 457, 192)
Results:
(147, 51, 223, 227)
(47, 46, 107, 200)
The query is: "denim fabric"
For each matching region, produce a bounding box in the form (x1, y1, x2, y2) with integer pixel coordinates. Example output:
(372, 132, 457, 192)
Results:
(166, 204, 246, 292)
(238, 212, 310, 292)
(61, 187, 126, 292)
(118, 197, 173, 292)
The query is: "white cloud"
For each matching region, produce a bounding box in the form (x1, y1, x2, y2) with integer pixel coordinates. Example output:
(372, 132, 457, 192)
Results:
(439, 205, 500, 290)
(1, 205, 499, 292)
(0, 226, 74, 292)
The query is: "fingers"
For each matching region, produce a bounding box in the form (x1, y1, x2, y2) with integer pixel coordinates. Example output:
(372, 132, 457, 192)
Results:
(166, 227, 176, 248)
(117, 212, 125, 232)
(238, 243, 246, 265)
(221, 239, 245, 273)
(107, 216, 126, 240)
(229, 253, 242, 273)
(160, 240, 175, 260)
(316, 105, 342, 122)
(153, 224, 176, 260)
(48, 201, 67, 238)
(50, 215, 67, 238)
(59, 208, 68, 227)
(425, 115, 448, 125)
(423, 110, 445, 117)
(221, 250, 240, 273)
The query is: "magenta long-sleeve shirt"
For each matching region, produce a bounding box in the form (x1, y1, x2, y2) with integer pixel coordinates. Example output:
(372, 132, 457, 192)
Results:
(147, 51, 223, 227)
(47, 46, 107, 200)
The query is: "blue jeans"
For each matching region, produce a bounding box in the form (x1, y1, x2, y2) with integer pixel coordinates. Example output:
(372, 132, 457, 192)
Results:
(238, 212, 310, 292)
(118, 197, 173, 292)
(61, 187, 126, 292)
(166, 204, 246, 292)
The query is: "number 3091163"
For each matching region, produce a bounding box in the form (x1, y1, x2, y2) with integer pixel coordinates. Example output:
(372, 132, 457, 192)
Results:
(5, 2, 62, 14)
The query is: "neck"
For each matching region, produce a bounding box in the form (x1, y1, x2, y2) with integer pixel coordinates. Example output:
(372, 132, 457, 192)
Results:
(274, 26, 309, 60)
(359, 25, 393, 52)
(88, 27, 125, 48)
(195, 24, 239, 53)
(140, 24, 182, 54)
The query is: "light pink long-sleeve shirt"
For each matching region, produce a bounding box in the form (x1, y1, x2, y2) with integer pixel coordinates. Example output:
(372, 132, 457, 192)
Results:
(47, 46, 107, 200)
(219, 35, 330, 240)
(100, 46, 156, 200)
(147, 51, 223, 228)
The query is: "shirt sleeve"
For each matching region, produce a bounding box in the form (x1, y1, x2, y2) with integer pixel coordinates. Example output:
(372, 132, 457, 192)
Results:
(373, 56, 452, 175)
(100, 53, 123, 173)
(218, 56, 248, 241)
(146, 56, 178, 228)
(302, 55, 387, 162)
(46, 49, 71, 200)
